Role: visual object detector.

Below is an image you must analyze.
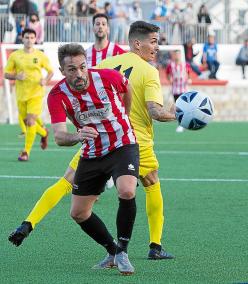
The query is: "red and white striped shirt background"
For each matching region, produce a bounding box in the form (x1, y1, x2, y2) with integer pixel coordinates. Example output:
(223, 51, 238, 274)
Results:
(47, 69, 136, 159)
(166, 61, 191, 95)
(86, 41, 126, 68)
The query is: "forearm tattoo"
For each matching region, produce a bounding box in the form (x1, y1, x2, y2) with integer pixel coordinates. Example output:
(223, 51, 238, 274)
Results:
(147, 102, 175, 122)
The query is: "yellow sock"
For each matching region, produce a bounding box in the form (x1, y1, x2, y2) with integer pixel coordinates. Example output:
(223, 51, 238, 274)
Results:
(36, 122, 46, 137)
(36, 117, 44, 127)
(18, 114, 26, 134)
(26, 177, 72, 228)
(24, 124, 37, 155)
(144, 181, 164, 245)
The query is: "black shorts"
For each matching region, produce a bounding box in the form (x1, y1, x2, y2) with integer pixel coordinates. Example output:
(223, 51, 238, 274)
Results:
(72, 144, 139, 196)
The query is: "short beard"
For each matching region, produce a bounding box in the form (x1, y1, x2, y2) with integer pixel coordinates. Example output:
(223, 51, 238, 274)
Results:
(72, 77, 88, 91)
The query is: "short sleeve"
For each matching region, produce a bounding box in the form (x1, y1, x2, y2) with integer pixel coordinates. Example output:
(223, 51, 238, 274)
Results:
(47, 90, 67, 124)
(144, 67, 163, 106)
(4, 53, 16, 74)
(108, 69, 128, 94)
(41, 52, 53, 73)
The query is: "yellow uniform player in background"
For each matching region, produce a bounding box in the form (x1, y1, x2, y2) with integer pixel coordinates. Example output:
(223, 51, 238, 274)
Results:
(9, 21, 176, 260)
(4, 28, 54, 161)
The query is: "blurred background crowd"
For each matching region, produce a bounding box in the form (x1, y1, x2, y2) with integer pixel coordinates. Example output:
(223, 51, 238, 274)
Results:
(1, 0, 248, 44)
(0, 0, 248, 80)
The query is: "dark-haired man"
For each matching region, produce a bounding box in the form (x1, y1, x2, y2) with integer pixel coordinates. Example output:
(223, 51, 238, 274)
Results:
(49, 43, 138, 274)
(4, 28, 53, 161)
(86, 13, 125, 67)
(9, 21, 175, 261)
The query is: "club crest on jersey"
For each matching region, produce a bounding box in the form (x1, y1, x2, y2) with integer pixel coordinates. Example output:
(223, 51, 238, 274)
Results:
(98, 88, 109, 102)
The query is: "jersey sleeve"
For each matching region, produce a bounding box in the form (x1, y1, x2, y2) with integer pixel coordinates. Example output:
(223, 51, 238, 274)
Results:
(41, 52, 53, 73)
(114, 44, 126, 55)
(108, 69, 128, 94)
(47, 90, 67, 124)
(4, 53, 16, 74)
(144, 67, 163, 106)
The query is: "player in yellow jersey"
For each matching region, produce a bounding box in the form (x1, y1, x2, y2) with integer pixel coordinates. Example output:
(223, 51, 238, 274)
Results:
(4, 28, 54, 161)
(9, 21, 176, 260)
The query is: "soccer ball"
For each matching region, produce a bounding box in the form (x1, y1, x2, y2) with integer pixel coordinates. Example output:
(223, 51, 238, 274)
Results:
(175, 91, 214, 130)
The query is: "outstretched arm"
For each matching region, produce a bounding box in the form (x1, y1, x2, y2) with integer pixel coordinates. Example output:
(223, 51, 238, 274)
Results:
(147, 101, 176, 122)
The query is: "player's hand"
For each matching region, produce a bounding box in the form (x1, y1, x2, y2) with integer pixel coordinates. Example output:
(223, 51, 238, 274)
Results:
(16, 72, 26, 81)
(77, 127, 99, 142)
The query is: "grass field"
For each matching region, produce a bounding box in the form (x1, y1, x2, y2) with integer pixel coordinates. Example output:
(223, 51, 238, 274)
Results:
(1, 122, 248, 284)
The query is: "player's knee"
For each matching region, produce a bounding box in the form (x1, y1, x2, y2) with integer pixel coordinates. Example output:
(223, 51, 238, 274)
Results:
(26, 118, 36, 127)
(118, 188, 136, 199)
(70, 208, 90, 223)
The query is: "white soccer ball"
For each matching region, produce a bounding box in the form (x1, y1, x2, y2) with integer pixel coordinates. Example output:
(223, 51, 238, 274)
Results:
(175, 91, 214, 130)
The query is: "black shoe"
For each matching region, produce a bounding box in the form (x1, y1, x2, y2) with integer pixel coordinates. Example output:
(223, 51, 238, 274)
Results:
(148, 243, 175, 260)
(8, 221, 33, 246)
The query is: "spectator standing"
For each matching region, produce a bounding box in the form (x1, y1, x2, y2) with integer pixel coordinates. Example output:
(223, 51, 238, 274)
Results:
(11, 0, 38, 17)
(166, 50, 191, 132)
(197, 4, 211, 42)
(128, 1, 143, 24)
(202, 33, 220, 79)
(182, 2, 196, 41)
(88, 0, 100, 16)
(183, 37, 202, 76)
(235, 39, 248, 79)
(111, 0, 128, 44)
(76, 1, 89, 42)
(151, 0, 167, 21)
(57, 0, 66, 16)
(76, 0, 88, 17)
(44, 0, 59, 41)
(15, 16, 26, 43)
(104, 2, 115, 19)
(170, 2, 184, 44)
(28, 13, 44, 44)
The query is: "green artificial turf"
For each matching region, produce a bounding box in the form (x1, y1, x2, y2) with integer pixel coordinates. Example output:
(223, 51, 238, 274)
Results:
(1, 122, 248, 283)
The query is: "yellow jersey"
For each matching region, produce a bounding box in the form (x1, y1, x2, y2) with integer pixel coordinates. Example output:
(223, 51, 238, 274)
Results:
(4, 49, 53, 101)
(97, 52, 163, 147)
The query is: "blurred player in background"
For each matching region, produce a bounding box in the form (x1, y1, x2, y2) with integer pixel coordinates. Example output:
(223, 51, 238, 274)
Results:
(9, 21, 176, 261)
(4, 28, 54, 161)
(87, 12, 126, 188)
(166, 49, 191, 132)
(86, 13, 125, 68)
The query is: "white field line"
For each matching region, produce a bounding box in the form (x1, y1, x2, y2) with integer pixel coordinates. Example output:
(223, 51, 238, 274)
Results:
(0, 147, 248, 156)
(0, 175, 248, 183)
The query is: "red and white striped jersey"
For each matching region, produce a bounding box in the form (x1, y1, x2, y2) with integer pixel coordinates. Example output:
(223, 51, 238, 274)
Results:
(86, 41, 126, 68)
(47, 69, 136, 159)
(166, 61, 191, 95)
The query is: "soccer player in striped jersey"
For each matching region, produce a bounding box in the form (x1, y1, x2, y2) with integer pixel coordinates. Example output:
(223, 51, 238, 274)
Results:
(166, 50, 191, 132)
(50, 43, 138, 274)
(9, 21, 175, 261)
(87, 12, 125, 189)
(86, 13, 125, 68)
